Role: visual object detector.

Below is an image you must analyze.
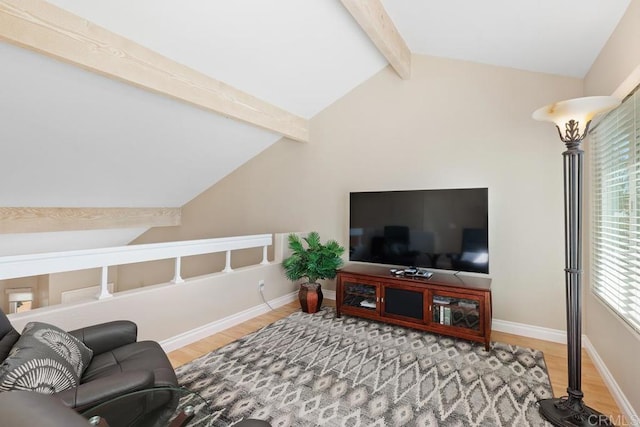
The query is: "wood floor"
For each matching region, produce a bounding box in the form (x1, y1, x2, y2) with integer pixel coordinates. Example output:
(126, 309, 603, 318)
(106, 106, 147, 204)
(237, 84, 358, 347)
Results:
(168, 301, 622, 420)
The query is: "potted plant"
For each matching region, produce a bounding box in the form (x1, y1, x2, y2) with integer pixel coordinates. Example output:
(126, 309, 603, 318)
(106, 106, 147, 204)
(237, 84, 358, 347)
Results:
(283, 232, 345, 313)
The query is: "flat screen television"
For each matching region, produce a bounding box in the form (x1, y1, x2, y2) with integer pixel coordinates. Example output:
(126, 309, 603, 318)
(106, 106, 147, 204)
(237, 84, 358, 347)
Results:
(349, 188, 489, 274)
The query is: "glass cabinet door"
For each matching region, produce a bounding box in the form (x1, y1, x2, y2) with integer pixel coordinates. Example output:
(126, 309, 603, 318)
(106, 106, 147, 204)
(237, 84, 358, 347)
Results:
(431, 292, 482, 333)
(342, 280, 379, 312)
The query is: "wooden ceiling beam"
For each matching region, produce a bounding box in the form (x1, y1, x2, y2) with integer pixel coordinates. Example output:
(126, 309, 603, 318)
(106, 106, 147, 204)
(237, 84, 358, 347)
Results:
(340, 0, 411, 79)
(0, 207, 181, 233)
(0, 0, 309, 142)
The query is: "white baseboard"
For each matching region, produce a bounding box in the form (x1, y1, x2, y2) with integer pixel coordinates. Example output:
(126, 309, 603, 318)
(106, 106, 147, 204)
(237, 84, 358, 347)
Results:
(583, 337, 638, 422)
(160, 291, 298, 352)
(492, 318, 568, 344)
(492, 318, 598, 350)
(323, 289, 336, 300)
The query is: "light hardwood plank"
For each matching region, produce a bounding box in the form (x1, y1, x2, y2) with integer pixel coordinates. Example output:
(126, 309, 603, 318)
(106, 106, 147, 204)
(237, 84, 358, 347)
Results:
(169, 301, 622, 420)
(340, 0, 411, 79)
(0, 207, 181, 233)
(0, 0, 309, 142)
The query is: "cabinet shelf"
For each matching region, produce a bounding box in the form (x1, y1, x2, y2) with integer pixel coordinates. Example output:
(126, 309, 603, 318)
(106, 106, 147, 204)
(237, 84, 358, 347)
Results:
(336, 265, 492, 350)
(342, 281, 379, 312)
(344, 291, 376, 298)
(432, 303, 479, 313)
(344, 295, 376, 306)
(432, 304, 480, 329)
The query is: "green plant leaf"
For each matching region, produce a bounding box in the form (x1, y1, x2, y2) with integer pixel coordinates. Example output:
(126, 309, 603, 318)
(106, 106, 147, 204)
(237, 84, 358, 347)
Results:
(304, 231, 321, 250)
(288, 234, 305, 254)
(282, 232, 345, 284)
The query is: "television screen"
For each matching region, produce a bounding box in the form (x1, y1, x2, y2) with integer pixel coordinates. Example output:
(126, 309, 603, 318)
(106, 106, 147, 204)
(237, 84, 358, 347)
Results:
(349, 188, 489, 274)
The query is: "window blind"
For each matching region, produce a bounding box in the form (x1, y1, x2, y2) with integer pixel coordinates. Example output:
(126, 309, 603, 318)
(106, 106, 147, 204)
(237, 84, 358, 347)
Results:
(590, 86, 640, 332)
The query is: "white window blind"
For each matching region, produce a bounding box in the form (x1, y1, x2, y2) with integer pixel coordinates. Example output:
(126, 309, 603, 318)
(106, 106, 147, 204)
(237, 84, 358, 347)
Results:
(590, 86, 640, 332)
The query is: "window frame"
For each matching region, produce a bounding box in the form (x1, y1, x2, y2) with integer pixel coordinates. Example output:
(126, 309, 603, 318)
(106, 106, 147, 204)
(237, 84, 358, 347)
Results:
(589, 85, 640, 333)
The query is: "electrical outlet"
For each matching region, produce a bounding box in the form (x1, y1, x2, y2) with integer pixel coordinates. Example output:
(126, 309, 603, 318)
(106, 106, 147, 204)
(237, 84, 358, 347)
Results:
(258, 280, 265, 290)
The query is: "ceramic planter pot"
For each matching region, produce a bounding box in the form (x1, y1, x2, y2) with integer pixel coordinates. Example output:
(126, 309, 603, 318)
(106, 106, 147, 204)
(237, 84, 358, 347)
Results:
(299, 282, 323, 313)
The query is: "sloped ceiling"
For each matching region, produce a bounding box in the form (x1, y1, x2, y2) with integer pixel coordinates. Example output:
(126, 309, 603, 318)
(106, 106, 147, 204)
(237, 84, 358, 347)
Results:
(0, 0, 630, 256)
(0, 43, 282, 208)
(382, 0, 631, 78)
(42, 0, 389, 119)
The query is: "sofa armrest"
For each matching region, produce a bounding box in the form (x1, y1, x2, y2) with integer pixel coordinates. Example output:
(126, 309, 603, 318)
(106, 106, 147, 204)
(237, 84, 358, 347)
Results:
(68, 320, 137, 355)
(54, 370, 154, 412)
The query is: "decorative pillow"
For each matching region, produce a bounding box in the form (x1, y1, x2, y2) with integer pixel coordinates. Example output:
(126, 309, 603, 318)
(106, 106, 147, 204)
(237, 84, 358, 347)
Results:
(0, 322, 93, 394)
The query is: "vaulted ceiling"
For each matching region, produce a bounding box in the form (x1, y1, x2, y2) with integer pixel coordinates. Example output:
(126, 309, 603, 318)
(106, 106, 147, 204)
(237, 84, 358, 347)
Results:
(0, 0, 631, 256)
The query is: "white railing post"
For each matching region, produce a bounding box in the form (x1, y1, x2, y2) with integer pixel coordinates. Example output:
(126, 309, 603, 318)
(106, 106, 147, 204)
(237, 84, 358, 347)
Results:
(171, 257, 185, 284)
(223, 250, 233, 273)
(96, 266, 113, 299)
(261, 245, 269, 265)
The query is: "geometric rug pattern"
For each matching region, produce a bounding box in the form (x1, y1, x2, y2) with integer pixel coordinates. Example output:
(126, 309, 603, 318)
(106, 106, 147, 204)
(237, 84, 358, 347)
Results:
(176, 307, 553, 426)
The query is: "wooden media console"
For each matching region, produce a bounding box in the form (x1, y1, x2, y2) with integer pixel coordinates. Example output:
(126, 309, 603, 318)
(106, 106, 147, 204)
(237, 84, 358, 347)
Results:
(336, 264, 492, 350)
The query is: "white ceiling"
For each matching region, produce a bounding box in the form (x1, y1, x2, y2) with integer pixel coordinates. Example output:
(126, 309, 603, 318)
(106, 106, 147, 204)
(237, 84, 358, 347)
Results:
(0, 0, 630, 256)
(382, 0, 630, 78)
(0, 43, 280, 208)
(44, 0, 389, 118)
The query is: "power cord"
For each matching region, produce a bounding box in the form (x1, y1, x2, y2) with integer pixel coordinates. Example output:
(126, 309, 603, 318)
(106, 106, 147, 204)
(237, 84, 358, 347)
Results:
(260, 286, 275, 310)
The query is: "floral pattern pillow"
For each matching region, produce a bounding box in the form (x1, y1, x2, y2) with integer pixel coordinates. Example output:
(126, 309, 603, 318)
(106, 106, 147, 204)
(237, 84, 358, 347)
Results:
(0, 322, 93, 394)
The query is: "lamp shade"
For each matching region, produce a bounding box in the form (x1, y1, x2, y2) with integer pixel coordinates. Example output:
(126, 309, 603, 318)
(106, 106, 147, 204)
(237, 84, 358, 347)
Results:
(532, 96, 620, 143)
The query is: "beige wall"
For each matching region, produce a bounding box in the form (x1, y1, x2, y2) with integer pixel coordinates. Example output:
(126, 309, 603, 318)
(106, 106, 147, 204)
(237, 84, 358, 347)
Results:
(0, 267, 121, 313)
(131, 54, 583, 330)
(583, 0, 640, 416)
(117, 249, 267, 291)
(37, 274, 49, 308)
(0, 276, 39, 313)
(47, 266, 118, 305)
(0, 267, 119, 314)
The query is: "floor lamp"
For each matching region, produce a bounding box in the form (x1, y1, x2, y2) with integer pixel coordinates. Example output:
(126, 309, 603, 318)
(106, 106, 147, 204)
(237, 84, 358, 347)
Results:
(532, 96, 620, 427)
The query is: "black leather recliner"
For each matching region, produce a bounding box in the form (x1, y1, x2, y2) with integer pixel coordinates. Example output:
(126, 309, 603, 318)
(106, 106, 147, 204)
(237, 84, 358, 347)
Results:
(0, 390, 274, 427)
(0, 390, 95, 427)
(0, 308, 179, 425)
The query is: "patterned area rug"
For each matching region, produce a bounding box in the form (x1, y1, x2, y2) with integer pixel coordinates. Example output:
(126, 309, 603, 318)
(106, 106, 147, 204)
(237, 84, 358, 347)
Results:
(175, 307, 553, 426)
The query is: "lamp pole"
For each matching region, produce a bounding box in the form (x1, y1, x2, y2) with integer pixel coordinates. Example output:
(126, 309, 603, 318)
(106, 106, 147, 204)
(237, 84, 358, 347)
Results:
(533, 96, 619, 427)
(563, 128, 583, 402)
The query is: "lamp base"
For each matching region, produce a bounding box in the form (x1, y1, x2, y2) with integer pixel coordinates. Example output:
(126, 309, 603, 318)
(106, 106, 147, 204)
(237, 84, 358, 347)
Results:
(539, 390, 613, 426)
